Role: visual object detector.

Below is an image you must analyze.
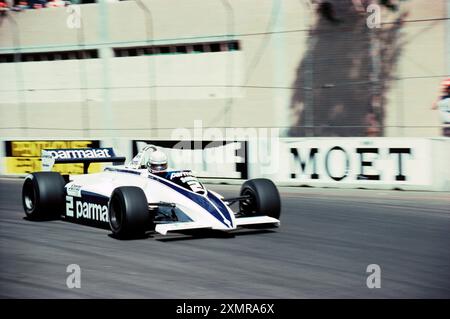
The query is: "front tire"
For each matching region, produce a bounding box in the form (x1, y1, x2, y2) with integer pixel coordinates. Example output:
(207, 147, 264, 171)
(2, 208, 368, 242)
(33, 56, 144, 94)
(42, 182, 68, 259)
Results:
(108, 186, 153, 239)
(22, 172, 66, 220)
(239, 178, 281, 219)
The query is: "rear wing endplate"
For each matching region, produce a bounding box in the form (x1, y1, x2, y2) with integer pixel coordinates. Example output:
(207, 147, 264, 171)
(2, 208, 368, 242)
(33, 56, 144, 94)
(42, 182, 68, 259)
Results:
(42, 148, 126, 174)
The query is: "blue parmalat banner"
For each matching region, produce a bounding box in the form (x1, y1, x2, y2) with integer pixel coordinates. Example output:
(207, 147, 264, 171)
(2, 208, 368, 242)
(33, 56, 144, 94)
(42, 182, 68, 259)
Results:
(43, 148, 116, 161)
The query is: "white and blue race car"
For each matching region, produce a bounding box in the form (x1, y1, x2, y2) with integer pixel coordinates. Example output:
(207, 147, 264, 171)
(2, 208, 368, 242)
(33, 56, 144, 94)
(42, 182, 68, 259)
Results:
(22, 146, 281, 238)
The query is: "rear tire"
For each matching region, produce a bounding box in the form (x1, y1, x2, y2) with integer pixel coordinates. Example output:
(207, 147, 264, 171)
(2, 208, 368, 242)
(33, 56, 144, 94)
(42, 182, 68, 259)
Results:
(108, 186, 153, 239)
(22, 172, 66, 220)
(239, 178, 281, 219)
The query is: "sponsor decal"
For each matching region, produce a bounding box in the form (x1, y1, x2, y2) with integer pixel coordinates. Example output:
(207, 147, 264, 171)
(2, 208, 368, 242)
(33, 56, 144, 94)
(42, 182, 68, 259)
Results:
(46, 148, 112, 160)
(41, 152, 55, 171)
(182, 176, 205, 194)
(167, 171, 205, 194)
(65, 195, 108, 222)
(66, 184, 82, 198)
(169, 171, 193, 179)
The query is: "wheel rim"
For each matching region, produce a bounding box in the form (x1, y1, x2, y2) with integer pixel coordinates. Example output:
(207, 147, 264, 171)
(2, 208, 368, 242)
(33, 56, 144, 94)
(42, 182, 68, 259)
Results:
(23, 180, 36, 212)
(109, 196, 123, 232)
(240, 188, 257, 215)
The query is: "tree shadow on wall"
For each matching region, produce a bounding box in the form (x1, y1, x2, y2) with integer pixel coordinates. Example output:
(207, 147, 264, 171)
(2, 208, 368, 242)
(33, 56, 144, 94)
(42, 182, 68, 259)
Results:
(289, 0, 407, 137)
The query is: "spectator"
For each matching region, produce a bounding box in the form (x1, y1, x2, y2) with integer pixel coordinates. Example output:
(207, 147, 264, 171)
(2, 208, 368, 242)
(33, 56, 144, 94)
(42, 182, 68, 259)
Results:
(28, 0, 46, 9)
(46, 0, 65, 7)
(15, 1, 29, 10)
(433, 78, 450, 136)
(0, 0, 9, 11)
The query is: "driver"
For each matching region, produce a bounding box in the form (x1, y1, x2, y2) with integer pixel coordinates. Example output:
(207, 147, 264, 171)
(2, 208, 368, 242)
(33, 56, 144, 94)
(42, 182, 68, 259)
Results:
(146, 149, 168, 173)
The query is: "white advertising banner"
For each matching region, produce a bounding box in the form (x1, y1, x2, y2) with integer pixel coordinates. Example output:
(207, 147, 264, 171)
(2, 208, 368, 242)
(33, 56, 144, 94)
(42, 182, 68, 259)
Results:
(253, 138, 435, 188)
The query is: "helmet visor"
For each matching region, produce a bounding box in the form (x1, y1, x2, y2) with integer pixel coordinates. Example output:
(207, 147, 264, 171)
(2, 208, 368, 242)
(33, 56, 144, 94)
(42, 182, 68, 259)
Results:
(151, 163, 167, 172)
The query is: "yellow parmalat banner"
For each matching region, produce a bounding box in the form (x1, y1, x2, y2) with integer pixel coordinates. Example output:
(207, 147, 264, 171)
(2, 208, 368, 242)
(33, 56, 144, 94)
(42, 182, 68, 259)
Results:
(10, 140, 95, 157)
(5, 158, 102, 174)
(5, 140, 101, 174)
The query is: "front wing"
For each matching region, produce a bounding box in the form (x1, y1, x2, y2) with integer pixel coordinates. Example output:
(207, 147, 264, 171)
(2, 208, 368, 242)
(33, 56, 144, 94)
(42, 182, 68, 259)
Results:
(154, 216, 280, 235)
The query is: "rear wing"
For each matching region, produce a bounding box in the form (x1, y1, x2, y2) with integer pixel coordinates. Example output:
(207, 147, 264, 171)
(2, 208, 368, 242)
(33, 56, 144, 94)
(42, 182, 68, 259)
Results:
(42, 148, 126, 174)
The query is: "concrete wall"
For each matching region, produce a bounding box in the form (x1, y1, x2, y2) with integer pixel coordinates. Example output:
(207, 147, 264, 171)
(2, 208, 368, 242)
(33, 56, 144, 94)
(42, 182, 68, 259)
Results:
(0, 0, 447, 139)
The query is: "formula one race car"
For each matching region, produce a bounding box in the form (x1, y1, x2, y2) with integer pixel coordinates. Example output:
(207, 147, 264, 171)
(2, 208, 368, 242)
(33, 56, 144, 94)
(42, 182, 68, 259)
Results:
(22, 146, 281, 238)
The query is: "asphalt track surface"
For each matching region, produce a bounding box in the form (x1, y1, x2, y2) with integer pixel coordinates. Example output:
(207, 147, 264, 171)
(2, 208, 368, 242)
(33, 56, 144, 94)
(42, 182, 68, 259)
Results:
(0, 177, 449, 298)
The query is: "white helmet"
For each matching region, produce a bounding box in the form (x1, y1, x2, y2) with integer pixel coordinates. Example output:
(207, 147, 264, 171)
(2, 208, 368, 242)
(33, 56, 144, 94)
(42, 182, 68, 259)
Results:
(146, 150, 168, 173)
